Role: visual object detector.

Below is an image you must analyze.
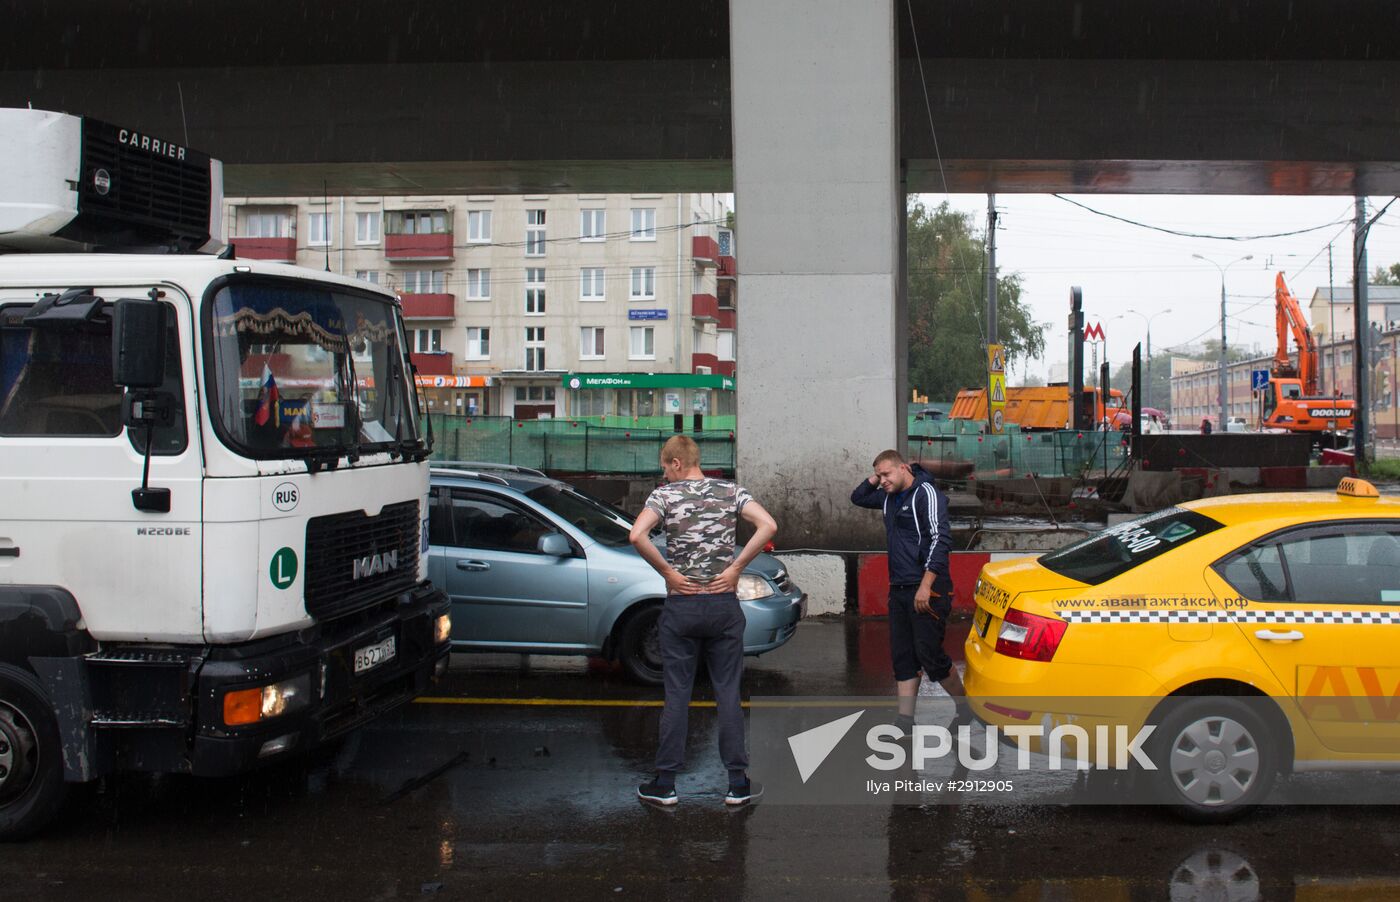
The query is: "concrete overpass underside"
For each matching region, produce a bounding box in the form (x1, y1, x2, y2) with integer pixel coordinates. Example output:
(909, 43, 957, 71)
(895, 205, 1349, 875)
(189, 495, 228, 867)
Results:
(5, 0, 1399, 197)
(5, 0, 1400, 546)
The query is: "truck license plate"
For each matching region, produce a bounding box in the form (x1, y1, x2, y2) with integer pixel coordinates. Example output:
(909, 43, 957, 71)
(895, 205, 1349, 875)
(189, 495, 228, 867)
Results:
(353, 635, 396, 674)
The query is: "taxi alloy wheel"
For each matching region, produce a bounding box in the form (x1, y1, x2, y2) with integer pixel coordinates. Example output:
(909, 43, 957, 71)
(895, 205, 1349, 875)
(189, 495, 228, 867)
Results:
(1153, 697, 1277, 822)
(0, 667, 68, 841)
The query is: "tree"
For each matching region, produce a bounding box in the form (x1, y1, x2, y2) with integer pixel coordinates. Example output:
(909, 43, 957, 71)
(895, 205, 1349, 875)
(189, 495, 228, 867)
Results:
(906, 201, 1046, 401)
(1373, 263, 1400, 285)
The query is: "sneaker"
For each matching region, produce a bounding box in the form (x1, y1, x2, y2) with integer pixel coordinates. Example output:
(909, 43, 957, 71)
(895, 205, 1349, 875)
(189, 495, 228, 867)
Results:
(637, 781, 678, 806)
(725, 779, 764, 806)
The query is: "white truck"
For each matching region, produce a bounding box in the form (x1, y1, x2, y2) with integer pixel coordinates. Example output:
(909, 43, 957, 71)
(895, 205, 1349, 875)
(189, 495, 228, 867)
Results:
(0, 109, 450, 839)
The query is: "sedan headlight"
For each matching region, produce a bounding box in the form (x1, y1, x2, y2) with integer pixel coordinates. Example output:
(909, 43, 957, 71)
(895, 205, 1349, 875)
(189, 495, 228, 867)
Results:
(737, 573, 776, 601)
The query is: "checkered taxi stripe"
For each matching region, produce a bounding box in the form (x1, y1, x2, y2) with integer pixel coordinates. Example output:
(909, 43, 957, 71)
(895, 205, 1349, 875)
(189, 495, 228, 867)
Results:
(1056, 609, 1400, 625)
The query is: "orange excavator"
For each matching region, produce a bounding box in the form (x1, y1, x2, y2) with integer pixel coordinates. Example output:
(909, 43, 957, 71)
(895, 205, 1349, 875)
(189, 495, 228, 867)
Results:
(1263, 272, 1354, 444)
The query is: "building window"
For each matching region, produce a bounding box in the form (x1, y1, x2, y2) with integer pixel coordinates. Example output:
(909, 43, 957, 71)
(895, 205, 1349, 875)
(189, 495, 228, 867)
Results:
(525, 327, 547, 371)
(580, 209, 606, 242)
(630, 267, 656, 300)
(354, 270, 380, 285)
(466, 327, 490, 360)
(525, 268, 547, 315)
(718, 330, 735, 362)
(630, 208, 656, 241)
(630, 326, 655, 360)
(241, 209, 292, 238)
(574, 390, 606, 417)
(468, 210, 492, 243)
(355, 211, 381, 244)
(388, 210, 449, 235)
(514, 386, 556, 403)
(526, 209, 547, 257)
(466, 269, 491, 300)
(401, 270, 446, 294)
(718, 282, 735, 309)
(581, 267, 606, 301)
(307, 211, 330, 247)
(412, 329, 442, 353)
(580, 327, 605, 359)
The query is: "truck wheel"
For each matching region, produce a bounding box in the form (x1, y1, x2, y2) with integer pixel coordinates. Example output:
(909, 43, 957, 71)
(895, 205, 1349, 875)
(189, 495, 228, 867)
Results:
(1151, 697, 1277, 823)
(617, 605, 664, 686)
(0, 667, 68, 841)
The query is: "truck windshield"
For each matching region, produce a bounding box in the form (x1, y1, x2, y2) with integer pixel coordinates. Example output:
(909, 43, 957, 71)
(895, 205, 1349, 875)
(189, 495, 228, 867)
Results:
(207, 278, 420, 459)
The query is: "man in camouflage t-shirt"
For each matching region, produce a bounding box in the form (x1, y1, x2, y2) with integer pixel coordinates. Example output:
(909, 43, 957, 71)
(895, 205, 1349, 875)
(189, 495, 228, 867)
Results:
(629, 435, 777, 807)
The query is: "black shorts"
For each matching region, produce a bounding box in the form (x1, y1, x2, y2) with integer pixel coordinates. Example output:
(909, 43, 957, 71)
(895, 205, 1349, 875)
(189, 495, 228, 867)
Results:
(887, 584, 953, 682)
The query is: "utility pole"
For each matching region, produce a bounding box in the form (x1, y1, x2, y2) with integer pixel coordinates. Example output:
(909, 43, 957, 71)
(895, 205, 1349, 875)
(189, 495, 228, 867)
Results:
(1328, 242, 1335, 395)
(986, 194, 998, 345)
(1354, 197, 1370, 466)
(1218, 275, 1228, 431)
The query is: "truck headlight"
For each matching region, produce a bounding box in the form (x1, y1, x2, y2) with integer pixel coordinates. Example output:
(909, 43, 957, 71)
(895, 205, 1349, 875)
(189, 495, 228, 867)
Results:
(435, 612, 452, 645)
(737, 574, 775, 601)
(223, 674, 312, 726)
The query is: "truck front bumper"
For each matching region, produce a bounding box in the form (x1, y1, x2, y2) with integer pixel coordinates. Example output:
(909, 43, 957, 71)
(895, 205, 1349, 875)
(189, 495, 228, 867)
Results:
(190, 581, 449, 777)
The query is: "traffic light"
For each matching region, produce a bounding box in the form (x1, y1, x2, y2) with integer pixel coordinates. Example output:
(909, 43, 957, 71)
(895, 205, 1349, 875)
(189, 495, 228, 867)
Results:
(1380, 368, 1392, 407)
(1369, 322, 1385, 367)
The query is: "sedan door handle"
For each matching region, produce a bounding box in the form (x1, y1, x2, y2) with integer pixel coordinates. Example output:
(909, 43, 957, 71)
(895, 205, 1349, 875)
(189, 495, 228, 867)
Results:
(456, 560, 491, 572)
(1254, 629, 1304, 642)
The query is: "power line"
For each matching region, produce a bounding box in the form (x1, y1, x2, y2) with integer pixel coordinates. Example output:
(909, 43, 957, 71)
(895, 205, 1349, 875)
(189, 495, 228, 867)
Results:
(1051, 195, 1352, 241)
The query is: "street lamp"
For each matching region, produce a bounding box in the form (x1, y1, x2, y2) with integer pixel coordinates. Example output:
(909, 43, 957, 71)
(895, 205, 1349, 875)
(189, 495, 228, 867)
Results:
(1193, 253, 1254, 430)
(1125, 307, 1172, 410)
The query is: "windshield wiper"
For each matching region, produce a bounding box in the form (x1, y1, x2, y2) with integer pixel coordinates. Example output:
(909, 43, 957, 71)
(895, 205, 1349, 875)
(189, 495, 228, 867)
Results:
(341, 348, 364, 464)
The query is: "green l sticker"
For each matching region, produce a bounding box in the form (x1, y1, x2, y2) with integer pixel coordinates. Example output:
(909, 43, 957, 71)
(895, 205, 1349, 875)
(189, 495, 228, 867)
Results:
(270, 547, 298, 590)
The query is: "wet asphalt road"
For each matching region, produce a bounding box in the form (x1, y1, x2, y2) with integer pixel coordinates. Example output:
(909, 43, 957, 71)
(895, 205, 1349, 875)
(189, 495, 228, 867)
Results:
(6, 618, 1400, 901)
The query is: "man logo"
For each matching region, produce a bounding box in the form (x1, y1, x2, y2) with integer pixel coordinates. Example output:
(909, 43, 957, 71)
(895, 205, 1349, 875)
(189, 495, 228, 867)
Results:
(787, 710, 865, 783)
(353, 550, 398, 580)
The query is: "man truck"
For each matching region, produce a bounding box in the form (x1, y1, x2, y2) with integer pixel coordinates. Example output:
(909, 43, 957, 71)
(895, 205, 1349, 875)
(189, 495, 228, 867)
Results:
(0, 108, 450, 839)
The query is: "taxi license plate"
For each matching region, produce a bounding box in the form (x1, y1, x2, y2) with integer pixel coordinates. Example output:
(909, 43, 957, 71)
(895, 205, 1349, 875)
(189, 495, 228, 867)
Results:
(975, 608, 992, 639)
(353, 635, 397, 675)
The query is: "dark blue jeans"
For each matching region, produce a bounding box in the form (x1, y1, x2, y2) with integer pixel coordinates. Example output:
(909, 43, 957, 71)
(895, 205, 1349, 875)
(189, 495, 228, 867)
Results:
(654, 593, 748, 778)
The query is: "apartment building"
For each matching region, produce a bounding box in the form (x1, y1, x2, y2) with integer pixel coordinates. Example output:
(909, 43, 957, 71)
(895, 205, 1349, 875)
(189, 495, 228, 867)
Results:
(222, 193, 737, 420)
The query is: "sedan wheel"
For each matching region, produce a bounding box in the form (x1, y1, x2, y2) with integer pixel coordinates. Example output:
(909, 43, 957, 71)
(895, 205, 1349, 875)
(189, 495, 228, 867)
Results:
(618, 605, 664, 685)
(1152, 697, 1277, 822)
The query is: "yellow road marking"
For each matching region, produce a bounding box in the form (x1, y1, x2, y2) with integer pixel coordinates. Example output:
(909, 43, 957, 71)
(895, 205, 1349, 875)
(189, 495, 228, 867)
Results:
(415, 697, 890, 709)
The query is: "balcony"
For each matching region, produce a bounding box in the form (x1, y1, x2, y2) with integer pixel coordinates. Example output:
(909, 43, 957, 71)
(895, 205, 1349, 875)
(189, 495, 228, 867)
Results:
(233, 237, 296, 262)
(692, 352, 720, 373)
(410, 352, 455, 376)
(718, 255, 737, 278)
(716, 308, 736, 330)
(714, 359, 736, 377)
(386, 232, 454, 261)
(691, 293, 719, 322)
(692, 235, 719, 266)
(400, 293, 456, 319)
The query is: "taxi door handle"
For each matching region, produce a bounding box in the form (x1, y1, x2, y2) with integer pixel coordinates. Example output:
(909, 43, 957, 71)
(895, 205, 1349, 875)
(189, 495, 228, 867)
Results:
(457, 560, 491, 572)
(1254, 629, 1304, 642)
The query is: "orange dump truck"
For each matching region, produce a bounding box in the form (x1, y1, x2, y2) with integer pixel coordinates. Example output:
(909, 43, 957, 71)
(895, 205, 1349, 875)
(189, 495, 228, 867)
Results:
(949, 385, 1125, 430)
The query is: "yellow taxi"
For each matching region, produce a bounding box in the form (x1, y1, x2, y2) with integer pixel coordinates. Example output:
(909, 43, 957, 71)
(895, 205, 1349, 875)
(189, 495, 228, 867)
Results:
(965, 477, 1400, 819)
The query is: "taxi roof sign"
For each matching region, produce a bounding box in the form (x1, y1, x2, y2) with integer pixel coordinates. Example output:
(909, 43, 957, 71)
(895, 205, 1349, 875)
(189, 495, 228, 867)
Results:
(1337, 477, 1380, 498)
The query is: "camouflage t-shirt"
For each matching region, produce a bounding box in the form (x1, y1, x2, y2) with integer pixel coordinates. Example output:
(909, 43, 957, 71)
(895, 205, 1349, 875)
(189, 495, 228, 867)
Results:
(644, 478, 753, 581)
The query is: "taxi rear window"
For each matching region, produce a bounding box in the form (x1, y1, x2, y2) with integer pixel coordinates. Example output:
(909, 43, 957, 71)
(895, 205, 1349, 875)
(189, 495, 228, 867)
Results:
(1039, 508, 1224, 585)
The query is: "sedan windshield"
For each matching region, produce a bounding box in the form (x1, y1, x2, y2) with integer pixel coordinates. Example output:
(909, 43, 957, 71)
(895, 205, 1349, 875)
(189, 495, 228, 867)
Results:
(1039, 508, 1224, 585)
(525, 484, 633, 547)
(207, 278, 419, 459)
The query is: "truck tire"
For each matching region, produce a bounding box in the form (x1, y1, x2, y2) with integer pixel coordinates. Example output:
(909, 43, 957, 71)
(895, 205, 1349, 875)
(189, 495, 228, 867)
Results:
(617, 604, 664, 686)
(0, 666, 68, 841)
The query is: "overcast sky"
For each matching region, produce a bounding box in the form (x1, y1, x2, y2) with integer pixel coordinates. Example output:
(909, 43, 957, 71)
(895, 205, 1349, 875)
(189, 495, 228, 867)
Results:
(927, 193, 1400, 383)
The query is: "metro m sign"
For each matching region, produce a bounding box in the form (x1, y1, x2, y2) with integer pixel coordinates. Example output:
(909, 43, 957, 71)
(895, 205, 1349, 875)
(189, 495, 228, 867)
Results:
(1083, 322, 1106, 342)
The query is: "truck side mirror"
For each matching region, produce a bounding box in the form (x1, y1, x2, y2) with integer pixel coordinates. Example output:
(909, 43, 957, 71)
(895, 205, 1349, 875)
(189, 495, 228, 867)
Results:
(112, 295, 167, 388)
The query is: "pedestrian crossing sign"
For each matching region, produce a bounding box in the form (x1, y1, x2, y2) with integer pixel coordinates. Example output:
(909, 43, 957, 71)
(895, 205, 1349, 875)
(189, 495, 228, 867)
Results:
(987, 345, 1006, 373)
(989, 373, 1007, 402)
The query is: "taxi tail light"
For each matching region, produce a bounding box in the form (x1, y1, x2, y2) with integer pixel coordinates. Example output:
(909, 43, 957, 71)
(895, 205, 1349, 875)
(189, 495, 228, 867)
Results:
(995, 609, 1068, 662)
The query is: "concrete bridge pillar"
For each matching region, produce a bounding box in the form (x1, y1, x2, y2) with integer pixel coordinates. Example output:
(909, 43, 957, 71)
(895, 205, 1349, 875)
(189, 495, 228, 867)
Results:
(730, 0, 904, 548)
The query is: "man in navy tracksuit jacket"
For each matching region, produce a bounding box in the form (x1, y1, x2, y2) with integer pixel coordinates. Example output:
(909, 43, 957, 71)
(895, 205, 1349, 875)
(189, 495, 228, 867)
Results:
(851, 450, 969, 729)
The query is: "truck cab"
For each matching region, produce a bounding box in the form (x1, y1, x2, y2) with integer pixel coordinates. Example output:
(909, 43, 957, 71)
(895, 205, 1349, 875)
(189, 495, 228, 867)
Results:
(0, 109, 450, 840)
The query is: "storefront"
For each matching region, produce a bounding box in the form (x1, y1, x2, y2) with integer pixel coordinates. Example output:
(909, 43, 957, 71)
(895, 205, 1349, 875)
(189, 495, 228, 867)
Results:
(560, 373, 737, 427)
(414, 374, 496, 416)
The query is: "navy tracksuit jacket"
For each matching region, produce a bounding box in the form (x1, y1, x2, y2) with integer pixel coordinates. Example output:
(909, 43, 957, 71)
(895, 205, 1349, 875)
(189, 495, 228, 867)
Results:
(851, 466, 953, 595)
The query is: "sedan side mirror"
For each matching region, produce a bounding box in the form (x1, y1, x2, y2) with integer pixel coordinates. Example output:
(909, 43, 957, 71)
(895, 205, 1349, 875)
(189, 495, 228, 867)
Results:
(538, 533, 571, 557)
